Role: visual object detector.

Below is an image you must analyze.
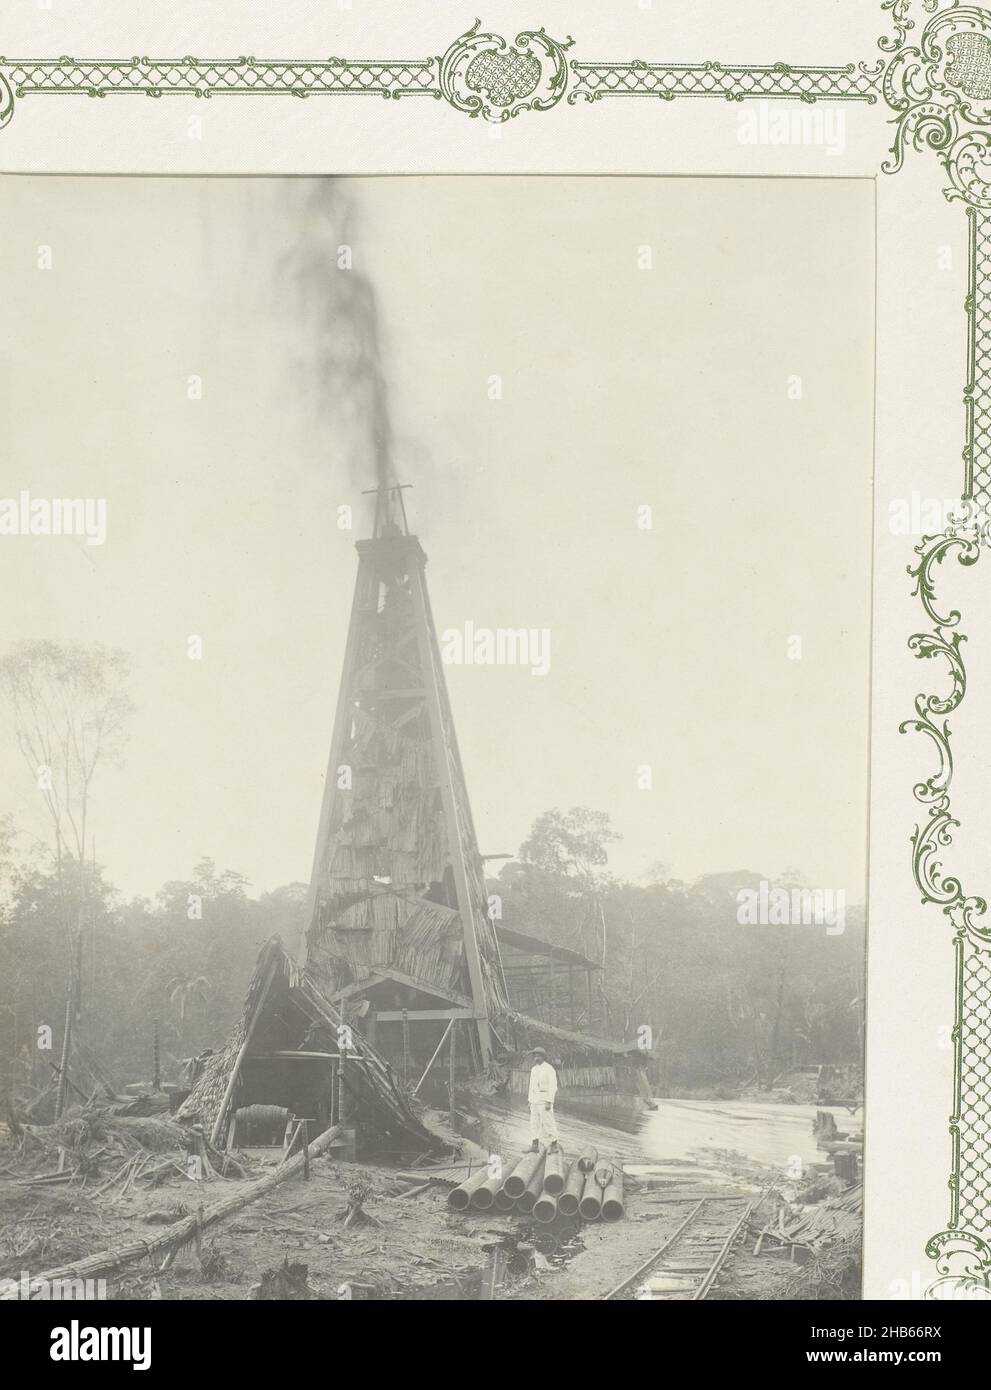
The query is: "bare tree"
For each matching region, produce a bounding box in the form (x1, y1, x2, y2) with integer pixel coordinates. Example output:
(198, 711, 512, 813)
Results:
(0, 640, 133, 1115)
(165, 973, 209, 1048)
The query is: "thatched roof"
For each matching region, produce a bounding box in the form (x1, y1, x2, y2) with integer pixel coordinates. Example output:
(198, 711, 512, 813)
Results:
(177, 938, 445, 1152)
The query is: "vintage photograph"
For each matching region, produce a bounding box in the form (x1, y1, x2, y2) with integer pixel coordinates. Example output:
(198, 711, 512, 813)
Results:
(0, 173, 873, 1301)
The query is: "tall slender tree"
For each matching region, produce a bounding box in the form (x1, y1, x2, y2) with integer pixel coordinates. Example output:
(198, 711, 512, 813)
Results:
(0, 641, 133, 1115)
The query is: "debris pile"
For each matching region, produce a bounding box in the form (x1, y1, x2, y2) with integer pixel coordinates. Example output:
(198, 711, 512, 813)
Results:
(0, 1121, 347, 1298)
(752, 1182, 862, 1300)
(776, 1182, 862, 1256)
(813, 1109, 863, 1184)
(1, 1102, 243, 1195)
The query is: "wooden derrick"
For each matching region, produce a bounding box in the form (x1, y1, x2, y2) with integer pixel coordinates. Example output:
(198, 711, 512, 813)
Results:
(301, 496, 508, 1070)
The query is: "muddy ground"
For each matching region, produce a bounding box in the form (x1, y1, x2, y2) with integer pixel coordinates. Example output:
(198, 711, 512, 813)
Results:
(0, 1100, 859, 1301)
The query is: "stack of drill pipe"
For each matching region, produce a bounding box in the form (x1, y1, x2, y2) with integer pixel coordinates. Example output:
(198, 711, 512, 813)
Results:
(601, 1167, 625, 1222)
(576, 1149, 598, 1175)
(494, 1187, 516, 1212)
(503, 1150, 543, 1200)
(448, 1166, 493, 1211)
(579, 1172, 602, 1220)
(517, 1156, 546, 1214)
(471, 1168, 506, 1211)
(558, 1163, 584, 1217)
(542, 1150, 566, 1196)
(533, 1188, 558, 1224)
(594, 1157, 614, 1189)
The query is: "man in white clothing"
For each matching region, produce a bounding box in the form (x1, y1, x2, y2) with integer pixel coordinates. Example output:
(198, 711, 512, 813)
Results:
(527, 1047, 560, 1153)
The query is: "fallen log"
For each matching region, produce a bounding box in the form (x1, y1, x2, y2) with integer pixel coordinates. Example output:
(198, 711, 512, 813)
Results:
(0, 1124, 343, 1297)
(400, 1182, 434, 1199)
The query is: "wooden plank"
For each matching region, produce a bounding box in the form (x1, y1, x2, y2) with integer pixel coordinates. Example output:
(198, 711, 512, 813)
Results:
(375, 1008, 473, 1022)
(408, 562, 493, 1062)
(330, 976, 384, 1005)
(209, 958, 279, 1147)
(449, 1020, 457, 1128)
(301, 562, 369, 957)
(413, 1019, 454, 1095)
(371, 966, 472, 1009)
(353, 688, 428, 700)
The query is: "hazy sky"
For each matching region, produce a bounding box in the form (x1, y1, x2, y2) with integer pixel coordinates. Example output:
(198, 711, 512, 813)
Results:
(0, 175, 874, 901)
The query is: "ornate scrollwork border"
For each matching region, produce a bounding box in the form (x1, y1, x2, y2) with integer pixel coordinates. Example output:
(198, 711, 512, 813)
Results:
(882, 1, 991, 1300)
(0, 19, 882, 130)
(0, 1, 988, 1299)
(884, 4, 991, 209)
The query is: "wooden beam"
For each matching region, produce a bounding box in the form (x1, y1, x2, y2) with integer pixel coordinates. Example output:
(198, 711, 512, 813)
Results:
(413, 1019, 454, 1095)
(2, 1124, 346, 1294)
(375, 1009, 474, 1022)
(330, 976, 384, 1004)
(408, 562, 494, 1063)
(353, 650, 421, 686)
(302, 560, 370, 958)
(449, 1020, 457, 1128)
(210, 957, 280, 1148)
(371, 966, 472, 1010)
(353, 688, 427, 700)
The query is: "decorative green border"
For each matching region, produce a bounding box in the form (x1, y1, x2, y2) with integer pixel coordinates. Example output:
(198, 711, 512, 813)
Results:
(2, 2, 989, 1298)
(0, 18, 883, 128)
(882, 0, 991, 1299)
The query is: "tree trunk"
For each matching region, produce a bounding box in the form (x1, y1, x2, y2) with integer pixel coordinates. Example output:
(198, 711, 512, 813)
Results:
(0, 1123, 344, 1294)
(53, 997, 72, 1121)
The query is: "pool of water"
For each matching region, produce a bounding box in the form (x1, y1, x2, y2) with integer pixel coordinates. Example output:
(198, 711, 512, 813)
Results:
(639, 1098, 862, 1173)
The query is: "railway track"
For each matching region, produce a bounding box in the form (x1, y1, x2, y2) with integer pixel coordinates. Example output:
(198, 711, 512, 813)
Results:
(601, 1195, 757, 1301)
